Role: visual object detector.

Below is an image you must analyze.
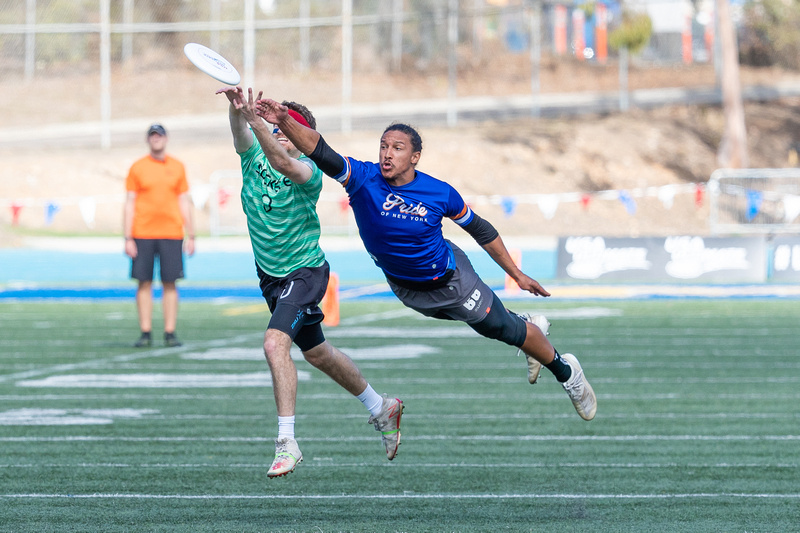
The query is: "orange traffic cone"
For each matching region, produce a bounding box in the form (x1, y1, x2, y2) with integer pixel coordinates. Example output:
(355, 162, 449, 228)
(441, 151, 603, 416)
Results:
(322, 272, 340, 327)
(505, 249, 522, 293)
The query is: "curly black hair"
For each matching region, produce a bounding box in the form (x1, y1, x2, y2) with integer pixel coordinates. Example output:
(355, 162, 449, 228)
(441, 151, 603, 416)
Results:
(383, 123, 422, 153)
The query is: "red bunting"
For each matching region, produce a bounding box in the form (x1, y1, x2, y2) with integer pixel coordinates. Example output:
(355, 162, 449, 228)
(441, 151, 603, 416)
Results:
(11, 203, 23, 225)
(218, 188, 231, 208)
(580, 194, 592, 210)
(338, 197, 350, 213)
(695, 183, 704, 207)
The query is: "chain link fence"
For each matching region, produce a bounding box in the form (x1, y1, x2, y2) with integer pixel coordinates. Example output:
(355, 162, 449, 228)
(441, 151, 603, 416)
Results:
(1, 0, 733, 145)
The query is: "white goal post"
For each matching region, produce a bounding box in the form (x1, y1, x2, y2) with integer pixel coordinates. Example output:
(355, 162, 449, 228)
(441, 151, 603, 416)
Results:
(708, 168, 800, 235)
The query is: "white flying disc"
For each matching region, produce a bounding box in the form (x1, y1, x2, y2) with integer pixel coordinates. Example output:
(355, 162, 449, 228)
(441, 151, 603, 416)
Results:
(183, 42, 241, 85)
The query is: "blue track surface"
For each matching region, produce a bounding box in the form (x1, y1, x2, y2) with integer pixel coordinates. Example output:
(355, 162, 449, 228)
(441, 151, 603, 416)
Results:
(0, 247, 557, 300)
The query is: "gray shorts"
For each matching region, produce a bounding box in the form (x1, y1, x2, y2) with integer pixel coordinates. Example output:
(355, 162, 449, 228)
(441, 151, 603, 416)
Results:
(130, 238, 184, 283)
(386, 242, 494, 325)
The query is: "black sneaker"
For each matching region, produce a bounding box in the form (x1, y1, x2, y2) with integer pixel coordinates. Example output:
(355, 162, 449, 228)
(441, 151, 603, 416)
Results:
(164, 332, 182, 347)
(134, 332, 152, 348)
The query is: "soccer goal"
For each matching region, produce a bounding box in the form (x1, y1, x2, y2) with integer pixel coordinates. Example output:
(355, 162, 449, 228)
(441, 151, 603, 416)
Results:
(708, 168, 800, 235)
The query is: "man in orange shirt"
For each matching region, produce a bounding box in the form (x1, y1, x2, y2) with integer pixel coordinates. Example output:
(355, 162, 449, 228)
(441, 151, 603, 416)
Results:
(123, 123, 195, 347)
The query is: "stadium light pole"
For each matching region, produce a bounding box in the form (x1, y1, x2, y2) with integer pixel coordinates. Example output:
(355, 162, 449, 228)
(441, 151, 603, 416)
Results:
(529, 0, 542, 118)
(716, 0, 748, 168)
(100, 0, 111, 149)
(447, 0, 458, 127)
(25, 0, 35, 81)
(243, 0, 255, 92)
(341, 0, 353, 134)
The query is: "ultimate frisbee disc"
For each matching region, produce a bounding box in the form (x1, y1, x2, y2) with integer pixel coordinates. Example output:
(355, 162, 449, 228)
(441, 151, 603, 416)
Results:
(183, 43, 241, 85)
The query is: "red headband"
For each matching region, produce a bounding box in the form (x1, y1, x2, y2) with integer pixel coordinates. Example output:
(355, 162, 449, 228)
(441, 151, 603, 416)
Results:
(287, 109, 311, 129)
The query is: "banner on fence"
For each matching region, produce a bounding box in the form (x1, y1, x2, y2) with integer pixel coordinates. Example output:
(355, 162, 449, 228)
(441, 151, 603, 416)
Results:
(770, 237, 800, 282)
(557, 236, 767, 282)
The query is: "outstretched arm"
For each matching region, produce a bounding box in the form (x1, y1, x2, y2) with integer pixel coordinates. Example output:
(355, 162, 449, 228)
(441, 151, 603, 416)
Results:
(461, 212, 551, 297)
(216, 86, 253, 153)
(257, 98, 347, 178)
(482, 235, 551, 297)
(218, 88, 312, 184)
(256, 98, 320, 156)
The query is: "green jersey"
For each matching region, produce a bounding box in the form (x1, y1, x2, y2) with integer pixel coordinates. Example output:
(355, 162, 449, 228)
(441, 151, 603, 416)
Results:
(239, 139, 326, 277)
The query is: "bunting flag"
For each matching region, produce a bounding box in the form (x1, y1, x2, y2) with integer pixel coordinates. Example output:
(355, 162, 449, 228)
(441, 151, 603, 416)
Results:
(78, 197, 97, 228)
(218, 187, 232, 208)
(745, 189, 762, 221)
(10, 203, 23, 226)
(695, 183, 704, 207)
(580, 193, 592, 210)
(501, 196, 517, 217)
(537, 195, 559, 220)
(657, 186, 675, 209)
(338, 196, 350, 213)
(782, 194, 800, 223)
(44, 201, 61, 226)
(618, 190, 637, 215)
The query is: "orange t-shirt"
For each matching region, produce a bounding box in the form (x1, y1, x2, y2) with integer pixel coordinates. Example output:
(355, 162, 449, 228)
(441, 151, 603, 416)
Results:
(126, 154, 189, 239)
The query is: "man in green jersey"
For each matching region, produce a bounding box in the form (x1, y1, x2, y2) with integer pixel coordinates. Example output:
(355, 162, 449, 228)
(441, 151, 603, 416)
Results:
(217, 87, 403, 478)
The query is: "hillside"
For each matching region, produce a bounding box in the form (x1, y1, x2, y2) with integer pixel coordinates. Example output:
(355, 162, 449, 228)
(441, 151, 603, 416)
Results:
(1, 96, 800, 245)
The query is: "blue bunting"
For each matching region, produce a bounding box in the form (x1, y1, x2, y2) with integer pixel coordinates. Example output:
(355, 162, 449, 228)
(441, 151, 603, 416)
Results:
(745, 189, 762, 221)
(45, 201, 61, 226)
(501, 196, 517, 217)
(618, 190, 637, 215)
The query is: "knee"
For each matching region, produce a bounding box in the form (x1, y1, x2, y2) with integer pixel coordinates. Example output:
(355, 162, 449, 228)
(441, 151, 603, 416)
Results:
(262, 333, 285, 361)
(302, 342, 330, 368)
(471, 306, 526, 347)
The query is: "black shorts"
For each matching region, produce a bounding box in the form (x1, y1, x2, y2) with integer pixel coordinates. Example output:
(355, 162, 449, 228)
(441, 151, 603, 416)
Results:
(386, 242, 492, 324)
(386, 241, 527, 347)
(257, 261, 329, 349)
(131, 238, 184, 283)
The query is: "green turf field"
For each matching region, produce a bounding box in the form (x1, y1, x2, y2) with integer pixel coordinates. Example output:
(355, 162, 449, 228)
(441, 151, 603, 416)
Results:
(1, 298, 798, 532)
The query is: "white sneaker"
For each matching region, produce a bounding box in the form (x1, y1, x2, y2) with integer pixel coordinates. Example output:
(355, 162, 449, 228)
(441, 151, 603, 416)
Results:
(368, 396, 403, 460)
(560, 353, 597, 421)
(515, 313, 550, 384)
(268, 437, 303, 478)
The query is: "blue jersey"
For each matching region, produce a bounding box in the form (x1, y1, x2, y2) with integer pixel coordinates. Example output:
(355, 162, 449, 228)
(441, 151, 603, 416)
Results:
(332, 156, 475, 283)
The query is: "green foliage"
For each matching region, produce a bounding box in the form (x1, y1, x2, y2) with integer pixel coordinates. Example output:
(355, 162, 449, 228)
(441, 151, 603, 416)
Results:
(608, 10, 653, 54)
(740, 0, 800, 70)
(579, 1, 596, 19)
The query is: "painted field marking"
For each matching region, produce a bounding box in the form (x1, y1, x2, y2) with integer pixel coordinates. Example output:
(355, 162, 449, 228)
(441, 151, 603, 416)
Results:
(1, 492, 799, 501)
(1, 434, 798, 443)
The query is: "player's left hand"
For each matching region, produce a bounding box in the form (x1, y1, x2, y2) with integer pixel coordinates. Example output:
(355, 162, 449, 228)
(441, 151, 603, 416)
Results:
(517, 275, 551, 297)
(255, 98, 288, 124)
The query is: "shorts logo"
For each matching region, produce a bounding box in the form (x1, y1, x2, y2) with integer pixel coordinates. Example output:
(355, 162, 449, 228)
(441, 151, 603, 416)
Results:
(290, 309, 304, 330)
(462, 288, 482, 311)
(280, 281, 295, 299)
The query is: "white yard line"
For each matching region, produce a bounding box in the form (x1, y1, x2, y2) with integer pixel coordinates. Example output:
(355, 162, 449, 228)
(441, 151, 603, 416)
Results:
(1, 434, 798, 443)
(1, 492, 799, 500)
(1, 462, 797, 469)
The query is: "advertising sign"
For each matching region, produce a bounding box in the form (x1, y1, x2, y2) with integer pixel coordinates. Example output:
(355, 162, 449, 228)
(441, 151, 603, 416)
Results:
(770, 237, 800, 282)
(557, 236, 767, 282)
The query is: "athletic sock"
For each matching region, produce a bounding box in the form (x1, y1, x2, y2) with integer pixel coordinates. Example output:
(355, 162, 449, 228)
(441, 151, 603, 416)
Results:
(277, 416, 295, 440)
(357, 384, 384, 417)
(545, 349, 573, 383)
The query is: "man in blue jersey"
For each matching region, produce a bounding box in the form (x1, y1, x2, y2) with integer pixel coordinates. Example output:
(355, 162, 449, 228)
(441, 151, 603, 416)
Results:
(217, 87, 403, 478)
(257, 98, 596, 422)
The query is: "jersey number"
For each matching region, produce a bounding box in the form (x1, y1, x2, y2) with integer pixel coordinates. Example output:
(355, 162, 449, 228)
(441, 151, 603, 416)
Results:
(463, 289, 481, 311)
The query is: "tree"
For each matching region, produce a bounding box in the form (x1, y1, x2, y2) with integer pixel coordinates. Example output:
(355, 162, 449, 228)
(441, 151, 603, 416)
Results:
(608, 10, 652, 111)
(716, 0, 748, 168)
